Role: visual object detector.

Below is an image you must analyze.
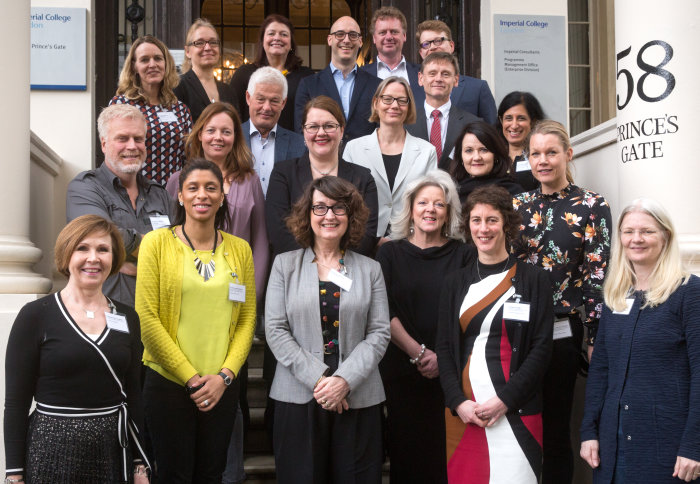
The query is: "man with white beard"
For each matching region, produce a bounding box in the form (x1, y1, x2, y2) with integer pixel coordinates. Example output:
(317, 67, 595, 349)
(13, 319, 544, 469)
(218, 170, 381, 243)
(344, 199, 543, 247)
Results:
(67, 103, 173, 304)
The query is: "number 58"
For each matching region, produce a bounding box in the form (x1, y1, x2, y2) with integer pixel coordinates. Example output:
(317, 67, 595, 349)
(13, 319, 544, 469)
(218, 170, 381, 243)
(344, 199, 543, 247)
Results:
(616, 40, 675, 110)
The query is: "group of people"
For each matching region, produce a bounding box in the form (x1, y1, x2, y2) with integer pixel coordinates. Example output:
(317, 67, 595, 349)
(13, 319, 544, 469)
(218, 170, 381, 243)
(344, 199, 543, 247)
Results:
(4, 7, 700, 484)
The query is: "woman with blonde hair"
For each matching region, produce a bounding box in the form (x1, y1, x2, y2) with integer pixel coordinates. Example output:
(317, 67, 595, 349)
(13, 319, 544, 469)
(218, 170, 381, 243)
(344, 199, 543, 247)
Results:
(376, 170, 472, 483)
(512, 119, 611, 483)
(580, 199, 700, 483)
(111, 35, 192, 185)
(174, 18, 236, 123)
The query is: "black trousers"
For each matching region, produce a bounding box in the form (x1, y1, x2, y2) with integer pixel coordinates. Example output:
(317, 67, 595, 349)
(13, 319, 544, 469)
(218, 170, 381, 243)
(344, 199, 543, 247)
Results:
(143, 368, 239, 484)
(273, 400, 383, 484)
(542, 314, 584, 484)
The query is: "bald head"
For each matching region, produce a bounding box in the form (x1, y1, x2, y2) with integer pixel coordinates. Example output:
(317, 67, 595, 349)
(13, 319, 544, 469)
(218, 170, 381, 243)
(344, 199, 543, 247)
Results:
(328, 16, 363, 69)
(331, 16, 360, 33)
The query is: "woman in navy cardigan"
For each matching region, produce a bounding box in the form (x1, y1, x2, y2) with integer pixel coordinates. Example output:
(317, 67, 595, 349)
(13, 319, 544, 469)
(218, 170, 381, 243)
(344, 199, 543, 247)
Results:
(580, 198, 700, 483)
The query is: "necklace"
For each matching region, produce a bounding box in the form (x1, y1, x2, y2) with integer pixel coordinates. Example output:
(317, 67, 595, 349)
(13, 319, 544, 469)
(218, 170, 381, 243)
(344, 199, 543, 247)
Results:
(309, 161, 338, 176)
(313, 250, 346, 274)
(181, 224, 218, 281)
(476, 257, 510, 281)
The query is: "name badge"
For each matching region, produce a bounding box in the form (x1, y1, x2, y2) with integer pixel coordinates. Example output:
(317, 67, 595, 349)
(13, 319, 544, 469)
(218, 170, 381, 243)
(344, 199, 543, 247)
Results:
(157, 111, 178, 123)
(328, 268, 352, 292)
(553, 318, 573, 340)
(105, 312, 129, 333)
(229, 283, 246, 302)
(503, 302, 530, 322)
(515, 159, 531, 172)
(612, 298, 635, 315)
(149, 215, 170, 230)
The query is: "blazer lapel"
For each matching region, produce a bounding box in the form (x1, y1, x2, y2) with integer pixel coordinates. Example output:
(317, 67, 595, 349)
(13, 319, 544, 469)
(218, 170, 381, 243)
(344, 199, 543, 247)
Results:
(187, 70, 213, 109)
(242, 120, 252, 146)
(412, 104, 430, 140)
(275, 129, 290, 163)
(320, 67, 344, 109)
(444, 106, 465, 155)
(393, 131, 419, 193)
(347, 68, 364, 121)
(365, 131, 389, 189)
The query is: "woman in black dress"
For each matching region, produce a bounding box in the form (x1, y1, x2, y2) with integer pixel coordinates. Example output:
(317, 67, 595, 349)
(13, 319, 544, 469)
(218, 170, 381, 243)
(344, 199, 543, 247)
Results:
(448, 121, 523, 204)
(4, 215, 150, 483)
(376, 170, 472, 483)
(229, 14, 313, 131)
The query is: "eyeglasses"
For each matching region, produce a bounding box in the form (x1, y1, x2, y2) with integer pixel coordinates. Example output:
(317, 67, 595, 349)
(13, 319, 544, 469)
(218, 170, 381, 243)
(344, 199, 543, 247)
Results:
(419, 36, 448, 50)
(329, 30, 362, 41)
(620, 229, 659, 238)
(379, 95, 410, 106)
(189, 39, 220, 48)
(303, 123, 341, 134)
(312, 204, 347, 216)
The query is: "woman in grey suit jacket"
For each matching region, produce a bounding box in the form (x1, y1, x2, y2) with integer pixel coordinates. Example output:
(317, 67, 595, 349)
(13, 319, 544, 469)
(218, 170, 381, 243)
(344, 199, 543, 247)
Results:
(344, 76, 438, 244)
(265, 176, 390, 484)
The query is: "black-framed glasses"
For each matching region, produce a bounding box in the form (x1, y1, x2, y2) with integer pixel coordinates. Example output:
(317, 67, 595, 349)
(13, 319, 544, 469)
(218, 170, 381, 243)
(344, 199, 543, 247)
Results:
(419, 36, 448, 50)
(188, 39, 220, 48)
(303, 123, 341, 134)
(312, 204, 348, 216)
(379, 95, 410, 106)
(329, 30, 362, 41)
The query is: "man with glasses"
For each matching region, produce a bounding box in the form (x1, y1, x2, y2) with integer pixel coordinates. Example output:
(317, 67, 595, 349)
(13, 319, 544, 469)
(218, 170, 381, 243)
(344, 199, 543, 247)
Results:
(407, 52, 480, 169)
(416, 20, 497, 124)
(360, 7, 425, 105)
(295, 16, 381, 144)
(243, 67, 306, 197)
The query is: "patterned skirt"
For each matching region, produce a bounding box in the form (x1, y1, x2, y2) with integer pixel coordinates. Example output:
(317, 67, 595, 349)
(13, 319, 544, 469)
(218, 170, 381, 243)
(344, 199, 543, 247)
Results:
(25, 412, 131, 484)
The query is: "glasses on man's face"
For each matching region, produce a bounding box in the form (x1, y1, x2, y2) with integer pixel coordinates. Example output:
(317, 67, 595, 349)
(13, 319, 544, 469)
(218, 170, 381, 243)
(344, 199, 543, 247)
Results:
(379, 95, 410, 106)
(419, 36, 448, 50)
(303, 123, 341, 134)
(189, 39, 220, 48)
(329, 30, 362, 41)
(312, 204, 347, 216)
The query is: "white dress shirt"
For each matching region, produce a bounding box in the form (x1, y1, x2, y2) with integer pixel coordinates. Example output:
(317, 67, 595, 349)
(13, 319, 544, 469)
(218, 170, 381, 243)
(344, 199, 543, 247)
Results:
(375, 55, 409, 83)
(424, 100, 451, 151)
(249, 122, 278, 196)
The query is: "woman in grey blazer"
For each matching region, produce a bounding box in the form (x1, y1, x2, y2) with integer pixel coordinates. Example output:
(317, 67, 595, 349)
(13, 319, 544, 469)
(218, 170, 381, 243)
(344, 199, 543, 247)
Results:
(344, 76, 438, 245)
(265, 176, 390, 484)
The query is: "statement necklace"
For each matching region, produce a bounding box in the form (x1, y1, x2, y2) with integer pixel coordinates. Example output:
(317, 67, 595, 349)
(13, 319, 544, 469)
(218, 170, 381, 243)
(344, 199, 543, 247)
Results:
(476, 257, 509, 281)
(313, 250, 347, 274)
(182, 224, 218, 281)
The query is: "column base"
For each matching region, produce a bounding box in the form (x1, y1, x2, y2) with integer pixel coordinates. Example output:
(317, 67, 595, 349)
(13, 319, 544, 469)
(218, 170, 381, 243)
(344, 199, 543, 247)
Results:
(0, 235, 52, 294)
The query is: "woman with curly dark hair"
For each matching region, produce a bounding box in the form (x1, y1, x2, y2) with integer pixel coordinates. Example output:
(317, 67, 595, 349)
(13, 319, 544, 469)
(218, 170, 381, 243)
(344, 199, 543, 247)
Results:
(436, 185, 553, 484)
(229, 14, 313, 130)
(265, 176, 390, 483)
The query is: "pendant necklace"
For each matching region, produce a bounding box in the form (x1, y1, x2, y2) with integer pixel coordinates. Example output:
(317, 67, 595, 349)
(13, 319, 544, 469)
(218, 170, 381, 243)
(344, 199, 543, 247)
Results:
(182, 224, 218, 281)
(310, 161, 338, 177)
(477, 257, 510, 281)
(313, 250, 347, 274)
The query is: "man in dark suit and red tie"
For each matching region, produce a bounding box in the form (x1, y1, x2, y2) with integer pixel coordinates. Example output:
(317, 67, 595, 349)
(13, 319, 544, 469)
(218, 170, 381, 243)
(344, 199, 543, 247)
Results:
(407, 52, 480, 170)
(295, 16, 381, 144)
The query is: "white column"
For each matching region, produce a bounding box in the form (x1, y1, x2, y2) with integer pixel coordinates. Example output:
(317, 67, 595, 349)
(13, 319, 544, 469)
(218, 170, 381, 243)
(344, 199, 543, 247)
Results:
(0, 2, 52, 296)
(614, 0, 700, 268)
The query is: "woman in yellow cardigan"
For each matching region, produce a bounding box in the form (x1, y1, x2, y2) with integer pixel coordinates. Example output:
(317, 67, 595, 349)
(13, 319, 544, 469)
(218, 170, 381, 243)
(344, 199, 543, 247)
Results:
(135, 158, 256, 482)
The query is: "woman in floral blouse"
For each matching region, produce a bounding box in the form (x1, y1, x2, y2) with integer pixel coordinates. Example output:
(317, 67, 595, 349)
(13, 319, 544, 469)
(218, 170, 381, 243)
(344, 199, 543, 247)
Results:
(512, 120, 611, 484)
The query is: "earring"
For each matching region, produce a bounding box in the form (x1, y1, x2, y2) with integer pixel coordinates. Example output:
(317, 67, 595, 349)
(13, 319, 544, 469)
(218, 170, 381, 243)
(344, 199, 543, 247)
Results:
(179, 201, 183, 206)
(220, 202, 224, 207)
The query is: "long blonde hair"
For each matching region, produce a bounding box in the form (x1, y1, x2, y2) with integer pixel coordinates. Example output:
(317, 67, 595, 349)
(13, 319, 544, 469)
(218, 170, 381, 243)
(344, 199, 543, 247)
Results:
(528, 120, 575, 184)
(116, 35, 179, 106)
(604, 198, 688, 311)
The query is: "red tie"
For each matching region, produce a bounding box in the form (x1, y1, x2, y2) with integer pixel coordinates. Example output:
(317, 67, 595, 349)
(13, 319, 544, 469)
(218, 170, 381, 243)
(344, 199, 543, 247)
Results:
(430, 109, 442, 159)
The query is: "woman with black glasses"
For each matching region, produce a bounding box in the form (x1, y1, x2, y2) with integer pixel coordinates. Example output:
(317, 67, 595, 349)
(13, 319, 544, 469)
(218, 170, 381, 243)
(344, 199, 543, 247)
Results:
(344, 77, 437, 246)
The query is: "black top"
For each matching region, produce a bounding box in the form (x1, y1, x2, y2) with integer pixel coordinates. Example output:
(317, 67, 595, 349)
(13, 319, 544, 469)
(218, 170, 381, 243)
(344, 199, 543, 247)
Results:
(456, 173, 524, 205)
(229, 63, 314, 131)
(265, 153, 379, 257)
(319, 280, 341, 372)
(436, 258, 553, 414)
(382, 153, 402, 191)
(174, 69, 237, 124)
(511, 153, 539, 192)
(4, 293, 145, 473)
(376, 239, 475, 380)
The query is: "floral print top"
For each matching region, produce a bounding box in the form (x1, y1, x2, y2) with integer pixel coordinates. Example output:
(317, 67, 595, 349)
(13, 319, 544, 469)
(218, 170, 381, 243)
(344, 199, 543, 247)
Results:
(512, 184, 611, 343)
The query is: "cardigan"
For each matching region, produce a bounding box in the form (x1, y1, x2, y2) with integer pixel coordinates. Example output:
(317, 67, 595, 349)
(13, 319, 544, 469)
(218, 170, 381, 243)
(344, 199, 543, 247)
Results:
(173, 69, 237, 123)
(135, 228, 256, 383)
(580, 277, 700, 483)
(165, 171, 269, 306)
(436, 259, 553, 415)
(265, 248, 390, 408)
(4, 294, 146, 475)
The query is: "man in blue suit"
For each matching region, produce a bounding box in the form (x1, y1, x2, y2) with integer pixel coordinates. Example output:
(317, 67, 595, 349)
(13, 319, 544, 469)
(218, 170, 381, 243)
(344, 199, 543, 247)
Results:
(359, 7, 424, 105)
(416, 19, 497, 125)
(243, 66, 306, 197)
(295, 16, 381, 144)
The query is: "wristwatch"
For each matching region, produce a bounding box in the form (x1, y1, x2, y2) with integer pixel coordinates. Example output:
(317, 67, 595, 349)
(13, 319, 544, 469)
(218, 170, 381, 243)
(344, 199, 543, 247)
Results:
(5, 478, 24, 483)
(218, 371, 232, 386)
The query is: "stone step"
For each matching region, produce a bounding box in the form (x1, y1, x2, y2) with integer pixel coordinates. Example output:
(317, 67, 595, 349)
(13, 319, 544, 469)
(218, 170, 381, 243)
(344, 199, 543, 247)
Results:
(247, 337, 265, 369)
(244, 407, 271, 454)
(246, 367, 267, 409)
(243, 454, 391, 483)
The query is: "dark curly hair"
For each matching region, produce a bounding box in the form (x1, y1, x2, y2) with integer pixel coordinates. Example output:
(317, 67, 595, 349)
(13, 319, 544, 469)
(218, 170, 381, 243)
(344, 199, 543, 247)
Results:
(171, 158, 229, 231)
(449, 121, 511, 182)
(463, 185, 522, 246)
(286, 176, 369, 250)
(253, 14, 303, 71)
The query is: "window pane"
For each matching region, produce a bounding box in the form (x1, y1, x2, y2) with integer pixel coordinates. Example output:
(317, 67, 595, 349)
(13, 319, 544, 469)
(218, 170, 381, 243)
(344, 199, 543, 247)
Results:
(222, 0, 240, 25)
(568, 23, 589, 65)
(568, 0, 589, 22)
(312, 0, 331, 28)
(290, 0, 309, 27)
(296, 29, 310, 66)
(311, 29, 329, 70)
(570, 109, 591, 136)
(202, 0, 223, 23)
(245, 0, 264, 27)
(569, 66, 590, 108)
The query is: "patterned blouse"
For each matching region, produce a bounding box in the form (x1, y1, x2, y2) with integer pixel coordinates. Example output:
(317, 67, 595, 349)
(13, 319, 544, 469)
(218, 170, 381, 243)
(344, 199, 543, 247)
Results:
(109, 95, 192, 186)
(512, 184, 612, 343)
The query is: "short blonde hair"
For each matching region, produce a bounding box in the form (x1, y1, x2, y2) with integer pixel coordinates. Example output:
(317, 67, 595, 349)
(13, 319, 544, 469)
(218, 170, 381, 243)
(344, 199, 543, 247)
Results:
(604, 198, 688, 311)
(116, 35, 179, 106)
(389, 170, 464, 241)
(368, 76, 416, 125)
(55, 215, 125, 278)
